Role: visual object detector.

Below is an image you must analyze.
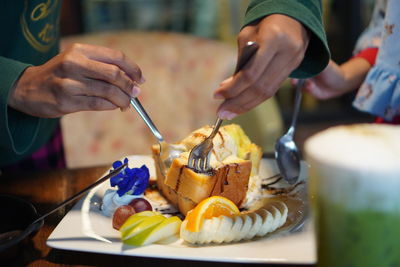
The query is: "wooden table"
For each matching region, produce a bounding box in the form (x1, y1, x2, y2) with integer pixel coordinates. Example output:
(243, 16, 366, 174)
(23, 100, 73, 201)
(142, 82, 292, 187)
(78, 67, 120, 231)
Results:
(0, 166, 313, 267)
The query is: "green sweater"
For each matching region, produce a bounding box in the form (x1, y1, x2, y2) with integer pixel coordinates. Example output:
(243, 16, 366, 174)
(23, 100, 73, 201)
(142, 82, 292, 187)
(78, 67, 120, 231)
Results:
(0, 0, 61, 167)
(244, 0, 330, 78)
(0, 0, 329, 168)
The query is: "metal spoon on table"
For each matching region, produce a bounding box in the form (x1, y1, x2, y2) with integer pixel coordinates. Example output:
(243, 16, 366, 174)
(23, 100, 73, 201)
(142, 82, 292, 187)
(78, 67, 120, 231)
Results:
(275, 79, 305, 185)
(0, 163, 127, 250)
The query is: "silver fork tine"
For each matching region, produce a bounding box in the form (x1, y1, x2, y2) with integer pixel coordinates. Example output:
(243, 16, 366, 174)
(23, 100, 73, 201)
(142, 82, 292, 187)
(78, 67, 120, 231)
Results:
(201, 157, 207, 172)
(193, 157, 199, 170)
(188, 118, 222, 171)
(205, 153, 211, 172)
(198, 159, 203, 172)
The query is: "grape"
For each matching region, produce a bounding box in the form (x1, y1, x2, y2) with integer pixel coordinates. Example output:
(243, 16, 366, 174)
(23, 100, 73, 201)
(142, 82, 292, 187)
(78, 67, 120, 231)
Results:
(112, 205, 135, 230)
(128, 198, 152, 213)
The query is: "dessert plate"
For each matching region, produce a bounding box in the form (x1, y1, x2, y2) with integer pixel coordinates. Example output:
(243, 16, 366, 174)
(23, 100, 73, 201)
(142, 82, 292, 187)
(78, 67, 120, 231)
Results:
(47, 155, 315, 264)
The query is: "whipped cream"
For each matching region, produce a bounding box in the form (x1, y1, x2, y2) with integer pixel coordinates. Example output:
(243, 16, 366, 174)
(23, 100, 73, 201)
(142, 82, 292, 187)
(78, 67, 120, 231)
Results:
(180, 125, 238, 168)
(101, 189, 143, 217)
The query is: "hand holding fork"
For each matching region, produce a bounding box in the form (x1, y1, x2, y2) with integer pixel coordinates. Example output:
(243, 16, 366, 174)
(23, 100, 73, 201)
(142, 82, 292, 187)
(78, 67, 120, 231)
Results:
(187, 41, 259, 172)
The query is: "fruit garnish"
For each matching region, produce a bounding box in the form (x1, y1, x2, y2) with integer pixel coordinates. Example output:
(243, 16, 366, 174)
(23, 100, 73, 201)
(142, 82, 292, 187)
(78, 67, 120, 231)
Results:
(122, 215, 166, 246)
(140, 216, 182, 246)
(112, 205, 136, 230)
(119, 212, 182, 246)
(185, 196, 240, 232)
(119, 211, 158, 236)
(180, 202, 288, 244)
(110, 158, 150, 197)
(128, 198, 152, 213)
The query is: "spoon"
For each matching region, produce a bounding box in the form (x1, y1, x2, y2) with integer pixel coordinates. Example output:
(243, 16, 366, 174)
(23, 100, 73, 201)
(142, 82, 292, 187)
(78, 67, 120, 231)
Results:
(0, 163, 127, 249)
(130, 98, 184, 175)
(275, 79, 305, 185)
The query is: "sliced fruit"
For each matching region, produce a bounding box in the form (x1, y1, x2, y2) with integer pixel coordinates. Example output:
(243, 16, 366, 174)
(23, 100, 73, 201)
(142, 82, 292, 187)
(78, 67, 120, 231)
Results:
(180, 201, 289, 244)
(197, 218, 217, 244)
(244, 212, 262, 240)
(180, 220, 198, 244)
(234, 214, 252, 242)
(225, 215, 243, 243)
(119, 211, 159, 236)
(213, 215, 233, 243)
(265, 206, 282, 232)
(274, 201, 289, 221)
(141, 216, 182, 246)
(255, 209, 273, 237)
(185, 196, 240, 232)
(122, 215, 166, 246)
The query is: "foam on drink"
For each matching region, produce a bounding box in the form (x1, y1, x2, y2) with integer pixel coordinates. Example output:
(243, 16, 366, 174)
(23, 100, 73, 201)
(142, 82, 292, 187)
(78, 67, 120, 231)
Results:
(306, 124, 400, 211)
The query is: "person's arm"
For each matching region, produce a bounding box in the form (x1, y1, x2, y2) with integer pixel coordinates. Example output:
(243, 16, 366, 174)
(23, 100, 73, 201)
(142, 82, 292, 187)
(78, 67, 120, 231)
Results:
(214, 0, 330, 119)
(301, 55, 374, 100)
(1, 43, 145, 161)
(0, 56, 42, 155)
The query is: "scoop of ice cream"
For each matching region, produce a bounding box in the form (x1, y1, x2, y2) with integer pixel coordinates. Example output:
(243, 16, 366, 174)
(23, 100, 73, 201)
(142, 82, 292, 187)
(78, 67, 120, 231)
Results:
(101, 189, 143, 217)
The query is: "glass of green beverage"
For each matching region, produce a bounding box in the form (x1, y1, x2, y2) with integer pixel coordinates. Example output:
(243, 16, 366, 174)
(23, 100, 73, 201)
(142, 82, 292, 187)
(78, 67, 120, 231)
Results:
(305, 124, 400, 267)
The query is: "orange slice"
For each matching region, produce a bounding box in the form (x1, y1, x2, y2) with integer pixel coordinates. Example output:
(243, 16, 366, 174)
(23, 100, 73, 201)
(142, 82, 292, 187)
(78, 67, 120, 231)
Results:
(185, 196, 240, 232)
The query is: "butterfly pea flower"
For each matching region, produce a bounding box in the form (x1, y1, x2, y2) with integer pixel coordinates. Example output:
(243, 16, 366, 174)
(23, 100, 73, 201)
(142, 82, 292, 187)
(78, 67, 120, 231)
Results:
(110, 158, 150, 197)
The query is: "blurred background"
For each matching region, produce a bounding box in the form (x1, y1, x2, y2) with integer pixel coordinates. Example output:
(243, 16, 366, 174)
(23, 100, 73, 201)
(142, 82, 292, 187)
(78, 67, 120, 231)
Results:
(59, 0, 377, 168)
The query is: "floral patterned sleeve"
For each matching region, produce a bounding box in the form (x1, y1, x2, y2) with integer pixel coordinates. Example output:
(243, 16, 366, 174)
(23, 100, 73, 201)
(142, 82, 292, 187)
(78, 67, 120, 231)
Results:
(353, 0, 400, 121)
(353, 0, 387, 54)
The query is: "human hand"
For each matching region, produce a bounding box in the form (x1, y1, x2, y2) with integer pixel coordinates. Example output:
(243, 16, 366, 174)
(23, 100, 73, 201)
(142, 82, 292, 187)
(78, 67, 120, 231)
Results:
(8, 43, 145, 118)
(213, 14, 310, 119)
(296, 58, 371, 100)
(294, 60, 346, 100)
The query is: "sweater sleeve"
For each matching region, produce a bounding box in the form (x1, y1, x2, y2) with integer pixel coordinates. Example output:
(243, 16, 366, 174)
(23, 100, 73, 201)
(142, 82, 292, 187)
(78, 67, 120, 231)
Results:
(243, 0, 330, 78)
(0, 56, 41, 155)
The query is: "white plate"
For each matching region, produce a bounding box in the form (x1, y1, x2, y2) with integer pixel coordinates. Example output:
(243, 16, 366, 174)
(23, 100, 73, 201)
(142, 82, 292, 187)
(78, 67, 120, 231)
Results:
(47, 155, 316, 264)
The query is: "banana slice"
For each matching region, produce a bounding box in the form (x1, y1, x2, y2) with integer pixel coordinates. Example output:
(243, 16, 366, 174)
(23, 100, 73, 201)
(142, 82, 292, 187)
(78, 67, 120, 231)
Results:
(197, 218, 214, 244)
(274, 201, 289, 221)
(207, 217, 221, 243)
(225, 215, 243, 243)
(234, 214, 252, 242)
(180, 220, 199, 244)
(180, 201, 288, 244)
(255, 209, 273, 237)
(244, 212, 262, 240)
(213, 215, 233, 243)
(265, 205, 282, 232)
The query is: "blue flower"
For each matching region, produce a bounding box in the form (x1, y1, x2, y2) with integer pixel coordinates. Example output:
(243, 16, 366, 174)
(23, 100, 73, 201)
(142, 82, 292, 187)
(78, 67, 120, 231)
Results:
(110, 158, 150, 197)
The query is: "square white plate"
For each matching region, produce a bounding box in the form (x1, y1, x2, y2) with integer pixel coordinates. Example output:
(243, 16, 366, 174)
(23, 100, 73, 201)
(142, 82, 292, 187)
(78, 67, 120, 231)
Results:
(47, 155, 316, 264)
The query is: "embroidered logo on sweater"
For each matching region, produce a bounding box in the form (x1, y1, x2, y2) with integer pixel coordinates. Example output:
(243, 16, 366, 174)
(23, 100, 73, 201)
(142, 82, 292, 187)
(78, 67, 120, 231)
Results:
(20, 0, 60, 53)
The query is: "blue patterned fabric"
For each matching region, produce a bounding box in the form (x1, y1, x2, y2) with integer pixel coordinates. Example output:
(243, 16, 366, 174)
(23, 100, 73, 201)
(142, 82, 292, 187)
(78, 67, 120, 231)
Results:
(353, 0, 400, 121)
(354, 0, 387, 54)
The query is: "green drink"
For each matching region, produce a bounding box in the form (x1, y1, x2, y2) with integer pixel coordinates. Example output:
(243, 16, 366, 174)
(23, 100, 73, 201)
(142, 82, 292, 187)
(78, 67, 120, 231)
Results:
(316, 200, 400, 266)
(305, 124, 400, 267)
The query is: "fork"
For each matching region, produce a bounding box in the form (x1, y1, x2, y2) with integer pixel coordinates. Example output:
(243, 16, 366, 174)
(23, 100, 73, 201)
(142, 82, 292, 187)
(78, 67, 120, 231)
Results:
(187, 41, 259, 172)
